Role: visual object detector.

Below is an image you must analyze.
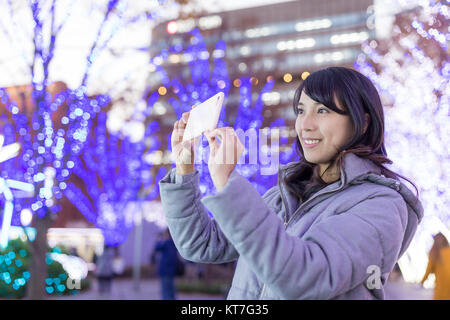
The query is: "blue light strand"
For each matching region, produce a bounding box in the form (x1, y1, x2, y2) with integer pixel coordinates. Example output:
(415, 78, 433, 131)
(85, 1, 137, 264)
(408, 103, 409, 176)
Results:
(64, 109, 164, 246)
(0, 85, 110, 221)
(151, 28, 298, 199)
(80, 0, 122, 87)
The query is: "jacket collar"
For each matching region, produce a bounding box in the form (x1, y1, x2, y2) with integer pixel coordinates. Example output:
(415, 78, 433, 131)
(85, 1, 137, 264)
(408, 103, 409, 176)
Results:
(277, 153, 383, 216)
(279, 152, 382, 188)
(278, 153, 422, 222)
(339, 152, 382, 186)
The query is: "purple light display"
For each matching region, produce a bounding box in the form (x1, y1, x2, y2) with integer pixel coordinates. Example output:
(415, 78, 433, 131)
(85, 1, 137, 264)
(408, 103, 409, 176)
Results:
(355, 0, 449, 282)
(0, 88, 110, 223)
(148, 28, 299, 199)
(64, 110, 166, 246)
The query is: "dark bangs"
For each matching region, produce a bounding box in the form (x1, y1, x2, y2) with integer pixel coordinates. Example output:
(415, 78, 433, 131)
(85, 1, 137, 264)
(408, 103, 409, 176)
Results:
(292, 70, 348, 117)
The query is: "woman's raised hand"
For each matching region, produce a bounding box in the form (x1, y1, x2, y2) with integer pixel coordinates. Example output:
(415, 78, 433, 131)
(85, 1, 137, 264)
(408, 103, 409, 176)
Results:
(171, 107, 200, 175)
(205, 127, 244, 191)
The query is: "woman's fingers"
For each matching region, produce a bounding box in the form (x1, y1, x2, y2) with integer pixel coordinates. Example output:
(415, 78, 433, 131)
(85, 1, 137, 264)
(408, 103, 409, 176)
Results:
(181, 112, 189, 124)
(175, 105, 196, 132)
(207, 127, 235, 144)
(205, 130, 219, 154)
(205, 127, 243, 163)
(172, 111, 191, 142)
(173, 120, 185, 140)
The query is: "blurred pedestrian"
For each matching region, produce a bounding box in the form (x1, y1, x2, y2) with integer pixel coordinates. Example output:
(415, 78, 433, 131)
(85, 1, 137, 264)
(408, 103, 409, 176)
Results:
(420, 233, 450, 300)
(154, 229, 179, 300)
(112, 246, 125, 278)
(96, 244, 115, 297)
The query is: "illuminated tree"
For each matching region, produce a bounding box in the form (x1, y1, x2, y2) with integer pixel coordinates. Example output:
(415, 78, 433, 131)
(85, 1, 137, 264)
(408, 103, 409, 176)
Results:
(0, 0, 193, 299)
(355, 0, 449, 283)
(134, 27, 299, 200)
(64, 110, 166, 246)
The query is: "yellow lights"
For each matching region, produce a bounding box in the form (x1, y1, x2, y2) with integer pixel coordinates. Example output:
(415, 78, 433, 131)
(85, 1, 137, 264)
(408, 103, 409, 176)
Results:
(266, 75, 273, 82)
(158, 86, 167, 95)
(283, 73, 293, 83)
(250, 77, 259, 86)
(301, 72, 310, 80)
(233, 79, 241, 88)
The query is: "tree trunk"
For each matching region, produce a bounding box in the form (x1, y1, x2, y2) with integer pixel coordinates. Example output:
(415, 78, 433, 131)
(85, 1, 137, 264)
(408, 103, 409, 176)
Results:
(26, 213, 53, 300)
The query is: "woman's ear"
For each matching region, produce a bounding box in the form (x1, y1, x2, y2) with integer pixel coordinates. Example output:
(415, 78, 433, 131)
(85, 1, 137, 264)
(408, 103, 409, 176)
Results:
(363, 113, 370, 134)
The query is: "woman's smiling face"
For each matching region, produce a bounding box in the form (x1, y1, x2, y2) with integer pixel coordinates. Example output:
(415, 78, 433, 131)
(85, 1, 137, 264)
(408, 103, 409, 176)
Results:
(295, 91, 353, 174)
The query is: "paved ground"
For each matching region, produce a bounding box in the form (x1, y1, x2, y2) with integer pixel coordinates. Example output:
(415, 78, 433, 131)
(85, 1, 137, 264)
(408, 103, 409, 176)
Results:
(384, 278, 433, 300)
(51, 277, 225, 300)
(51, 277, 433, 300)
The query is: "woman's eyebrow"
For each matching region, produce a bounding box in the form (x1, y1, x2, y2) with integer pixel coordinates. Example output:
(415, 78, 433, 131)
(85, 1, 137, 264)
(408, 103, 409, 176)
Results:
(298, 102, 320, 107)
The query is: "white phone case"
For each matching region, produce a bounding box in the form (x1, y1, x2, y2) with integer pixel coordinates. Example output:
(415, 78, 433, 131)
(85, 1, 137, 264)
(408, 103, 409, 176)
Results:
(182, 92, 225, 142)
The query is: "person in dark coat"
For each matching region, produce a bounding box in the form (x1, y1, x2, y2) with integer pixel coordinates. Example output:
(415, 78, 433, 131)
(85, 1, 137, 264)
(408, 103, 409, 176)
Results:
(153, 229, 179, 300)
(96, 244, 115, 296)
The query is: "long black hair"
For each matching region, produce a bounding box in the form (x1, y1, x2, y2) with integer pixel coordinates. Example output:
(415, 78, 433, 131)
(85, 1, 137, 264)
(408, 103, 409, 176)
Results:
(283, 66, 419, 202)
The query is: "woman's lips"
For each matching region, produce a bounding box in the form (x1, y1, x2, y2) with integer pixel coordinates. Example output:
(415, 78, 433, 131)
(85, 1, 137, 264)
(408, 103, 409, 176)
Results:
(302, 139, 321, 148)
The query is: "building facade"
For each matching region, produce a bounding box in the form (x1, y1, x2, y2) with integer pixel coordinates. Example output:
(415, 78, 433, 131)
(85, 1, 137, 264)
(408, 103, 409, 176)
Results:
(148, 0, 375, 163)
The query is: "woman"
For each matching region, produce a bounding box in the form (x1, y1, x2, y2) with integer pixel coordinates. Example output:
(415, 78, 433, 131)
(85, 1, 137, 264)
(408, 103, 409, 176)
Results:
(420, 233, 450, 300)
(159, 66, 423, 299)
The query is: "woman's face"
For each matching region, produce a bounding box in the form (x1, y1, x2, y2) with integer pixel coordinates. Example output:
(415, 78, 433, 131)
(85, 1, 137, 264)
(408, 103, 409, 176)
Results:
(295, 91, 353, 173)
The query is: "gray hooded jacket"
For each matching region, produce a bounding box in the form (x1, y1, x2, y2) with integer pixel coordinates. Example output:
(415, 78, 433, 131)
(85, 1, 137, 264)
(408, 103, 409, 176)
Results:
(158, 153, 423, 299)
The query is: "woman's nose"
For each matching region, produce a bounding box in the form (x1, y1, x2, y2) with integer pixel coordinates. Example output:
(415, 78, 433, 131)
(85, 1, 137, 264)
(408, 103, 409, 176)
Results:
(300, 112, 317, 131)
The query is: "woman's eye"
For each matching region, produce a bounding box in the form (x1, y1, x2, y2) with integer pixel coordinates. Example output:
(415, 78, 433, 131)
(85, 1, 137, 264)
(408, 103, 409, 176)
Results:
(297, 108, 328, 115)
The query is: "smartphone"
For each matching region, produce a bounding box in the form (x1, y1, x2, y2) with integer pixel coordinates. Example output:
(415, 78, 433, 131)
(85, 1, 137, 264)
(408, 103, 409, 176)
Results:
(182, 92, 225, 142)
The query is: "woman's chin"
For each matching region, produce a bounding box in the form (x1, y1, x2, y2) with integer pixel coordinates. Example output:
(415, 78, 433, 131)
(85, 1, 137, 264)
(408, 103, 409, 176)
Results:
(303, 155, 321, 164)
(304, 155, 330, 166)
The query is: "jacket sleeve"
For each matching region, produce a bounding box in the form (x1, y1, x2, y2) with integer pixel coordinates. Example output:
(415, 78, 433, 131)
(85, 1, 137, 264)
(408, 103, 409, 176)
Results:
(158, 168, 239, 264)
(201, 169, 408, 299)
